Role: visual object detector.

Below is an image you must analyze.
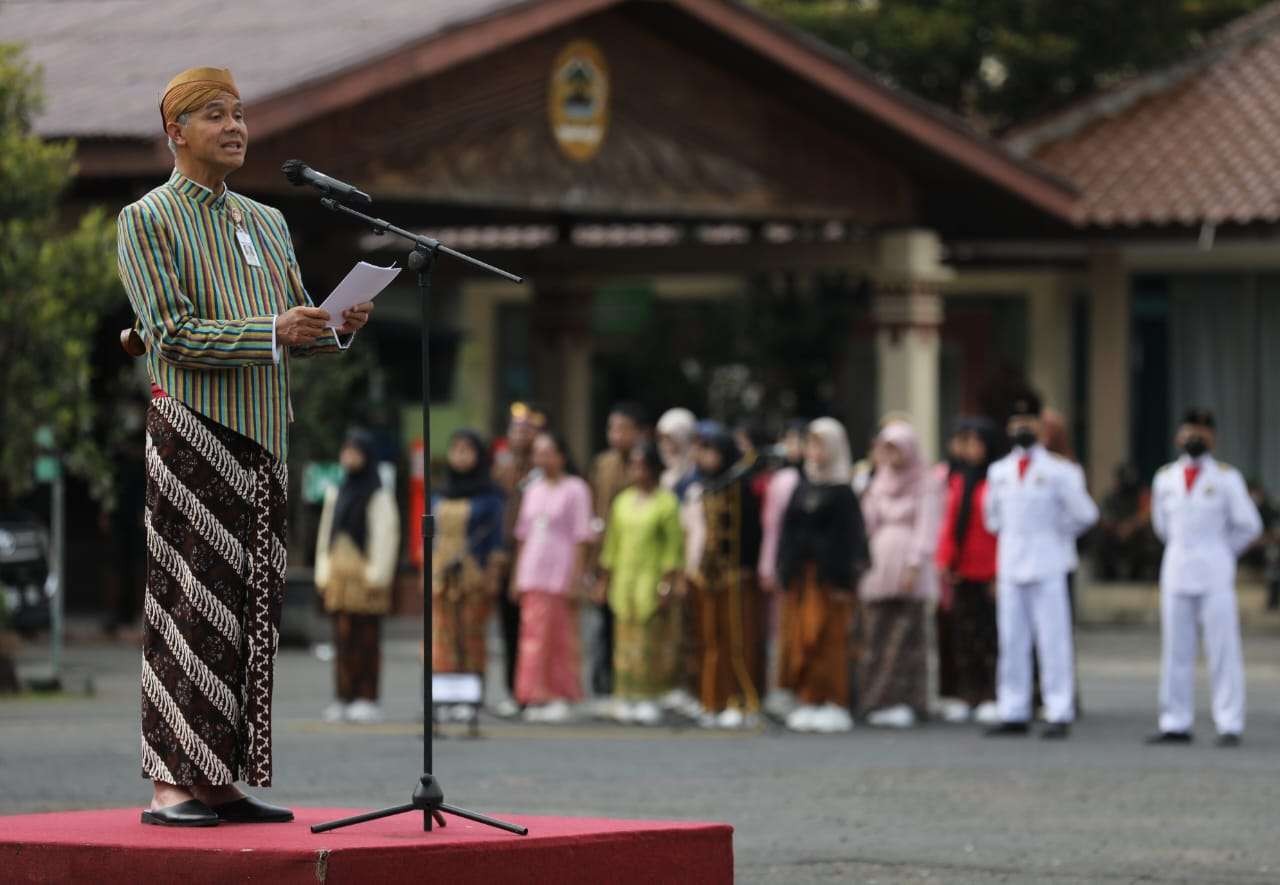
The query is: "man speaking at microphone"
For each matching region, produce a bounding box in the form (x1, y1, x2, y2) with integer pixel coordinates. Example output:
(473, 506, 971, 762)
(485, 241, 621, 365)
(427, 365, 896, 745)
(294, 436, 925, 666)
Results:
(116, 66, 374, 827)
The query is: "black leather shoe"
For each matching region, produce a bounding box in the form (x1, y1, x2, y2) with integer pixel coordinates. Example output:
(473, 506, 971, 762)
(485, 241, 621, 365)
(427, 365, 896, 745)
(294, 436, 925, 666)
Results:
(140, 799, 219, 827)
(212, 795, 295, 823)
(1040, 722, 1070, 740)
(984, 721, 1029, 737)
(1144, 731, 1193, 745)
(1215, 733, 1242, 748)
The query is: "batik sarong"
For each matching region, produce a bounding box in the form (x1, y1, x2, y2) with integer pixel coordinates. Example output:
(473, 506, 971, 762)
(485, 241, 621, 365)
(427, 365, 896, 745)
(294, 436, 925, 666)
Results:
(857, 597, 927, 716)
(334, 613, 382, 702)
(514, 591, 583, 705)
(613, 603, 681, 700)
(691, 569, 764, 714)
(140, 396, 287, 787)
(780, 564, 853, 707)
(951, 580, 998, 707)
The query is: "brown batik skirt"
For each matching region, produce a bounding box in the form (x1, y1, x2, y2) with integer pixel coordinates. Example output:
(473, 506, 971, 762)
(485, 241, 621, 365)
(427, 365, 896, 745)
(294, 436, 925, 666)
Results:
(140, 397, 286, 787)
(431, 569, 491, 675)
(779, 565, 853, 708)
(691, 570, 764, 714)
(857, 597, 928, 716)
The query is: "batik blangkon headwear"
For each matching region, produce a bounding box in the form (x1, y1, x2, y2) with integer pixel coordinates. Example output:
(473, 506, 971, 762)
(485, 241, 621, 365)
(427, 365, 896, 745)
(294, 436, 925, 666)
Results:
(161, 66, 239, 129)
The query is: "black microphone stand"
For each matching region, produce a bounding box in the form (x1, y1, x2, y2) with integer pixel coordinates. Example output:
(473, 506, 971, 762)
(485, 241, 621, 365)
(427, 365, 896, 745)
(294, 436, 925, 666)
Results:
(310, 196, 528, 837)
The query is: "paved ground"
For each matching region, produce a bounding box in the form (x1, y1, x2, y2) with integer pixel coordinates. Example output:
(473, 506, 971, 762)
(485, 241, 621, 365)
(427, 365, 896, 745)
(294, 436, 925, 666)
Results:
(4, 625, 1280, 884)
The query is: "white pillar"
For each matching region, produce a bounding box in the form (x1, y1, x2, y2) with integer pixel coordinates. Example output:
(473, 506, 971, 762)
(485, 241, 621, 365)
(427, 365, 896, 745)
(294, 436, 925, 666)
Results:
(871, 229, 951, 462)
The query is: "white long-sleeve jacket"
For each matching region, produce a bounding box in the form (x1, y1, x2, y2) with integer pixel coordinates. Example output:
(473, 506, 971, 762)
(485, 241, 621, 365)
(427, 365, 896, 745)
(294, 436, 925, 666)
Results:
(983, 445, 1098, 584)
(1152, 455, 1262, 595)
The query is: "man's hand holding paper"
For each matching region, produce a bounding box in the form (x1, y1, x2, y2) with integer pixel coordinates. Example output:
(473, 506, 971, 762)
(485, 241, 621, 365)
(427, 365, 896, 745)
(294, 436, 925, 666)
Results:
(278, 306, 331, 346)
(337, 300, 374, 335)
(318, 261, 400, 330)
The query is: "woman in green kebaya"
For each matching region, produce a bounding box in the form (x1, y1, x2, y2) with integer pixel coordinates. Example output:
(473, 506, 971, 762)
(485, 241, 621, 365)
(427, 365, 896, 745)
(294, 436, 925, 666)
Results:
(596, 442, 685, 725)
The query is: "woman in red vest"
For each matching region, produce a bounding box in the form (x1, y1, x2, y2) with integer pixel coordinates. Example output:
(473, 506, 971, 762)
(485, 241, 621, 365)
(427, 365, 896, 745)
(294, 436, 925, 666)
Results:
(934, 417, 1002, 724)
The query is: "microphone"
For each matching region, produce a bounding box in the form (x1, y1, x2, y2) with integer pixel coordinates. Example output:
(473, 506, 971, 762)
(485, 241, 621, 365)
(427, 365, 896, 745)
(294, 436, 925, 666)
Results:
(281, 159, 372, 206)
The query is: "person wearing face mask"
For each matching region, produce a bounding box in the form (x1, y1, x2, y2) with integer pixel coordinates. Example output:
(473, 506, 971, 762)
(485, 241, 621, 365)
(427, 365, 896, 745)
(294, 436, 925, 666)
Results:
(983, 390, 1098, 739)
(1146, 409, 1261, 748)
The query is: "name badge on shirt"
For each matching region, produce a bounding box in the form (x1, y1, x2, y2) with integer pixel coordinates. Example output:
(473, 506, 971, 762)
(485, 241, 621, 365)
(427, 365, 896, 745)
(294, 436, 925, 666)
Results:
(229, 205, 261, 267)
(235, 228, 262, 267)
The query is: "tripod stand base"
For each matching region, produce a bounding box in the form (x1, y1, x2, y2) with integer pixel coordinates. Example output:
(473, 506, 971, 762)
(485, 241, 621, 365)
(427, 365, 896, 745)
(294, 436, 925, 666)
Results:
(311, 775, 528, 836)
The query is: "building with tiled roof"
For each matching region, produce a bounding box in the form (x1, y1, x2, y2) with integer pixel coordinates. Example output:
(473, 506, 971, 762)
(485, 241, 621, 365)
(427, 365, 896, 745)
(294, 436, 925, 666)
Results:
(12, 0, 1280, 605)
(997, 0, 1280, 496)
(11, 0, 1086, 606)
(1007, 1, 1280, 230)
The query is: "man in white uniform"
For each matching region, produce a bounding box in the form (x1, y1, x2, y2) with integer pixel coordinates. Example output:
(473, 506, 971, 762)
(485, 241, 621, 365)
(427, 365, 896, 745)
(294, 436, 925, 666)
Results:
(983, 391, 1098, 739)
(1146, 409, 1261, 748)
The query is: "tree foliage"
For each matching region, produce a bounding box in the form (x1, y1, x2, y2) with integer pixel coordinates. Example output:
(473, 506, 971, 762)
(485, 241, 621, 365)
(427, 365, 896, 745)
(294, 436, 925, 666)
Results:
(0, 44, 123, 505)
(752, 0, 1270, 131)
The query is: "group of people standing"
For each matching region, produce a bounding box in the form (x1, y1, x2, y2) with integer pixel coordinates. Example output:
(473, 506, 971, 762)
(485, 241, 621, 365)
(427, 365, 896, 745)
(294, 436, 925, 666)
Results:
(316, 392, 1264, 747)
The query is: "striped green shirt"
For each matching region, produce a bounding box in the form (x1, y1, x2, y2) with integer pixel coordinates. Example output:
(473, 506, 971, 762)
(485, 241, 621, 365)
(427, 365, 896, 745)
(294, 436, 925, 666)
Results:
(117, 169, 346, 460)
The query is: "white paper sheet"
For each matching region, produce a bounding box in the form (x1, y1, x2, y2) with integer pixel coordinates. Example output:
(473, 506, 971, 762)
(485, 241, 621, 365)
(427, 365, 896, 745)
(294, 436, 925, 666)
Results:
(317, 261, 401, 328)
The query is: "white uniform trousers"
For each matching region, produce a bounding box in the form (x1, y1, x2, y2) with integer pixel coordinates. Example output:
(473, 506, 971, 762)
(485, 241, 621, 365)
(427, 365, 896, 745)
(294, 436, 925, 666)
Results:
(996, 574, 1075, 724)
(1158, 590, 1245, 735)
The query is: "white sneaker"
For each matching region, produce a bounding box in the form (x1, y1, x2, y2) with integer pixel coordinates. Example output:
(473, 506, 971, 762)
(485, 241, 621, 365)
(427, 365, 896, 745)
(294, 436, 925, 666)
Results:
(522, 704, 547, 723)
(450, 703, 475, 723)
(810, 703, 854, 734)
(677, 696, 706, 719)
(662, 689, 704, 720)
(786, 704, 818, 732)
(322, 701, 348, 723)
(492, 698, 520, 719)
(660, 688, 696, 712)
(697, 711, 719, 729)
(939, 699, 972, 723)
(867, 704, 916, 729)
(973, 701, 1002, 725)
(591, 696, 619, 720)
(631, 700, 662, 726)
(540, 699, 572, 723)
(345, 700, 384, 724)
(716, 707, 746, 729)
(764, 689, 798, 720)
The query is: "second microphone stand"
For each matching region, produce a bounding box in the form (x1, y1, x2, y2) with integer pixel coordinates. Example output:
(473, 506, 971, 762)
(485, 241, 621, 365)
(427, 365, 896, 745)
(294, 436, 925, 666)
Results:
(311, 198, 528, 838)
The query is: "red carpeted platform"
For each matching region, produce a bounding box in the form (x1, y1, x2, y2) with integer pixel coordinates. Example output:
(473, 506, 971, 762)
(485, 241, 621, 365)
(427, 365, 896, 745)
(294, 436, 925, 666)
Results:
(0, 807, 732, 884)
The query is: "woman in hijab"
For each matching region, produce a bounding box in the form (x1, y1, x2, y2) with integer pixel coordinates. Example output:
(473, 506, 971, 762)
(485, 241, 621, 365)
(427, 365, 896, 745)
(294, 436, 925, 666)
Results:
(934, 417, 1002, 724)
(775, 418, 869, 733)
(653, 407, 702, 717)
(431, 430, 505, 723)
(757, 419, 807, 719)
(656, 407, 699, 500)
(857, 420, 941, 728)
(315, 430, 400, 724)
(682, 422, 765, 729)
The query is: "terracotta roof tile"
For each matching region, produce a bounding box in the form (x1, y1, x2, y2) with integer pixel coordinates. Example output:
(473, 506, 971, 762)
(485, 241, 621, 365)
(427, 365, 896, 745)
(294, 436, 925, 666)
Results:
(1010, 3, 1280, 228)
